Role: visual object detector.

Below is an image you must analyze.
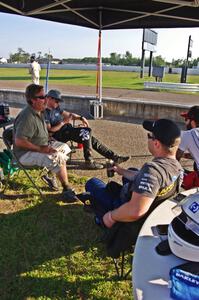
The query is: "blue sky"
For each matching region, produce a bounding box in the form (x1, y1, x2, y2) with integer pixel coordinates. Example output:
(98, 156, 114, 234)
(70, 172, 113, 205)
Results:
(1, 12, 199, 62)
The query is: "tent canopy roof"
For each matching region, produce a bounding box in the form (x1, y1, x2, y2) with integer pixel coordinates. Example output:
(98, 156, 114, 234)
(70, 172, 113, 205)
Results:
(0, 0, 199, 30)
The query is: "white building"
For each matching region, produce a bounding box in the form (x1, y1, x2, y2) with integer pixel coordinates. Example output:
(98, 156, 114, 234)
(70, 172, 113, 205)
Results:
(0, 57, 7, 64)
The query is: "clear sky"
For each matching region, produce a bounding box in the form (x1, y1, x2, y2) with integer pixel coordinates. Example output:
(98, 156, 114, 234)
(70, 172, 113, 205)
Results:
(0, 12, 199, 62)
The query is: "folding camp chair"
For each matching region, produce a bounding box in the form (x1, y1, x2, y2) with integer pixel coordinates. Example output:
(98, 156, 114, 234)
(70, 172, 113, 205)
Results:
(2, 127, 47, 197)
(88, 175, 182, 280)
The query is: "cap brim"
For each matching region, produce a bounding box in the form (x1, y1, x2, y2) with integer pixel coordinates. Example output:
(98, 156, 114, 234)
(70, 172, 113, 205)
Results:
(180, 112, 188, 118)
(142, 120, 154, 132)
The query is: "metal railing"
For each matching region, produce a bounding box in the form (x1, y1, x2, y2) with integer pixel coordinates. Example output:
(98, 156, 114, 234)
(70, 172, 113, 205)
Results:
(144, 81, 199, 92)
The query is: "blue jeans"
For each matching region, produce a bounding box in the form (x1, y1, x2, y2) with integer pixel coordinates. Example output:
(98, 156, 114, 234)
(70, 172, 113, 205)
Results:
(85, 168, 139, 215)
(85, 178, 121, 212)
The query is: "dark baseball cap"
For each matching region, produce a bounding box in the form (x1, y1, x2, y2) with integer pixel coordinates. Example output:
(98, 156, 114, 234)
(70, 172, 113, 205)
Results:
(47, 89, 63, 102)
(143, 119, 181, 147)
(180, 106, 199, 122)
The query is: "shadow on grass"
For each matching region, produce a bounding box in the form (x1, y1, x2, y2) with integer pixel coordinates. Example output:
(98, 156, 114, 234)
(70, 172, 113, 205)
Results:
(0, 198, 111, 299)
(2, 276, 117, 299)
(0, 75, 89, 81)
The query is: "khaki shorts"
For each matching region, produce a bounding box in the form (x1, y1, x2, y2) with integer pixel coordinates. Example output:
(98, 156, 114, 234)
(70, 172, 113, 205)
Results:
(19, 151, 65, 173)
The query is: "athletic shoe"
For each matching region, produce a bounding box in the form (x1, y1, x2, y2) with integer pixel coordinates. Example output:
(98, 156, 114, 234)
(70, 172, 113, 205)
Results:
(62, 188, 79, 203)
(85, 160, 104, 170)
(41, 175, 59, 191)
(113, 155, 130, 164)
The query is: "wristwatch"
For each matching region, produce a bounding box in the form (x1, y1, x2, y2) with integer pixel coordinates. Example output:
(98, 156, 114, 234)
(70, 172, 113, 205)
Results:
(80, 116, 84, 121)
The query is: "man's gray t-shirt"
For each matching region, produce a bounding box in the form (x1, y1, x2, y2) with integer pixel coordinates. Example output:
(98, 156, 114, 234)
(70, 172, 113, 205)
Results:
(14, 105, 49, 158)
(120, 157, 183, 202)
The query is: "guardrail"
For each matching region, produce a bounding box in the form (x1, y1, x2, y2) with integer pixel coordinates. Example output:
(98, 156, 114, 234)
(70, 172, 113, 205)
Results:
(144, 82, 199, 92)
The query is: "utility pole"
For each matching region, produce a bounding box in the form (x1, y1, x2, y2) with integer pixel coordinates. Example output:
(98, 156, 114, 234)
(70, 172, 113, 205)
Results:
(181, 35, 193, 83)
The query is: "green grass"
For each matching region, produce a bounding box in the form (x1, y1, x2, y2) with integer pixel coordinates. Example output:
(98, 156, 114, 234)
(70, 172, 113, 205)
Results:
(0, 170, 132, 300)
(0, 67, 198, 90)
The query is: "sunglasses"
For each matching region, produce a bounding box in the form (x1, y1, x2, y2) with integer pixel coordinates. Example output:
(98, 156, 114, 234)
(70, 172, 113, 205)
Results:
(33, 95, 46, 100)
(147, 133, 155, 140)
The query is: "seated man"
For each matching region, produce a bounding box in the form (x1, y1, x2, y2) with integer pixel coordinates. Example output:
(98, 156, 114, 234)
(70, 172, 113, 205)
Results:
(13, 83, 77, 201)
(80, 119, 183, 239)
(177, 106, 199, 190)
(44, 90, 129, 170)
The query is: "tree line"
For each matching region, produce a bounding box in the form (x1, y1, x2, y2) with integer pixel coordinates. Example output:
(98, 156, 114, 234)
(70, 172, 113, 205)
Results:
(7, 47, 199, 68)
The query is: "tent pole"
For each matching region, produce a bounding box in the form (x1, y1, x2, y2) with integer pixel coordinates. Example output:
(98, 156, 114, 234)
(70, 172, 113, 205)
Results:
(45, 52, 51, 93)
(99, 10, 102, 103)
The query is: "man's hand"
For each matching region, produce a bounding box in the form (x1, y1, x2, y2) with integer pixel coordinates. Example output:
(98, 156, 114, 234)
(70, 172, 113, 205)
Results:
(81, 116, 89, 127)
(39, 145, 56, 154)
(103, 211, 116, 228)
(113, 164, 125, 176)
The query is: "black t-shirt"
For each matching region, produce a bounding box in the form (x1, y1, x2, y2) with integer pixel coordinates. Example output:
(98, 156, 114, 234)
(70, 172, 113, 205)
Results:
(120, 157, 183, 202)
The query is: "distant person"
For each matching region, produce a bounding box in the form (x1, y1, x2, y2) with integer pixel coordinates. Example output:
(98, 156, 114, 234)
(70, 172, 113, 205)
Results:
(29, 55, 41, 85)
(44, 89, 130, 170)
(13, 84, 78, 202)
(177, 106, 199, 189)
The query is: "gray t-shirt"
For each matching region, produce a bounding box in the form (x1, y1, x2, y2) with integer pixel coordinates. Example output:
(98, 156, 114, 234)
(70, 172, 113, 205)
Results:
(120, 157, 183, 202)
(14, 105, 49, 158)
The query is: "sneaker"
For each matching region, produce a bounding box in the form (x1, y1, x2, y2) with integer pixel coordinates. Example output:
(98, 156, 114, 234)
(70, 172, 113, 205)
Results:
(41, 175, 59, 191)
(85, 160, 104, 170)
(62, 188, 79, 203)
(113, 155, 130, 164)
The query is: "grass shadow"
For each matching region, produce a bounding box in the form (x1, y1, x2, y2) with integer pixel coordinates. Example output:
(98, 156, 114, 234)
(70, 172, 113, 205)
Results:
(0, 75, 89, 81)
(0, 200, 110, 298)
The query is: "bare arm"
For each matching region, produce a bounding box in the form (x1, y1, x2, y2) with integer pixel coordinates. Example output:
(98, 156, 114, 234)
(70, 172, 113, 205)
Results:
(62, 111, 89, 127)
(176, 148, 193, 160)
(113, 165, 138, 180)
(47, 122, 66, 133)
(15, 137, 56, 154)
(176, 148, 184, 161)
(103, 192, 154, 227)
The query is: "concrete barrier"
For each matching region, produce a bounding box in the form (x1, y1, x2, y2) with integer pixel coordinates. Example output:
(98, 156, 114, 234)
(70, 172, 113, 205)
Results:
(0, 89, 189, 123)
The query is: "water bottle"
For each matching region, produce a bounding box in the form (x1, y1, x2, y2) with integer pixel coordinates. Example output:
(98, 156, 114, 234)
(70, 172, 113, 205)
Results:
(106, 159, 115, 178)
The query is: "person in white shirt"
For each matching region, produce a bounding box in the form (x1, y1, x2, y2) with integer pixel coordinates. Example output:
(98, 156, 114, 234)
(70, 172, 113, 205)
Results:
(176, 106, 199, 189)
(29, 55, 41, 84)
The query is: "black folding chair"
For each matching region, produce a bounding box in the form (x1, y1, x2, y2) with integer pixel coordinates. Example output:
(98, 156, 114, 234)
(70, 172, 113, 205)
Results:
(2, 127, 47, 197)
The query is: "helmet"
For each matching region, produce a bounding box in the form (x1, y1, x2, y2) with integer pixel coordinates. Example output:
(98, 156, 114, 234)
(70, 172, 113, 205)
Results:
(168, 192, 199, 262)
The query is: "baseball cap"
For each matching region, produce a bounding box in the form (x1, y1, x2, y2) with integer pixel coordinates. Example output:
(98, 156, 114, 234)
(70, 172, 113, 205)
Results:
(143, 119, 181, 147)
(180, 106, 199, 122)
(47, 89, 63, 102)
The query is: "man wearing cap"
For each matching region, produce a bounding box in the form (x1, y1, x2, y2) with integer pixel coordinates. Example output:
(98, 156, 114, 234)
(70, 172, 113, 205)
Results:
(177, 106, 199, 190)
(81, 119, 183, 238)
(29, 56, 41, 84)
(44, 89, 129, 170)
(14, 84, 77, 201)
